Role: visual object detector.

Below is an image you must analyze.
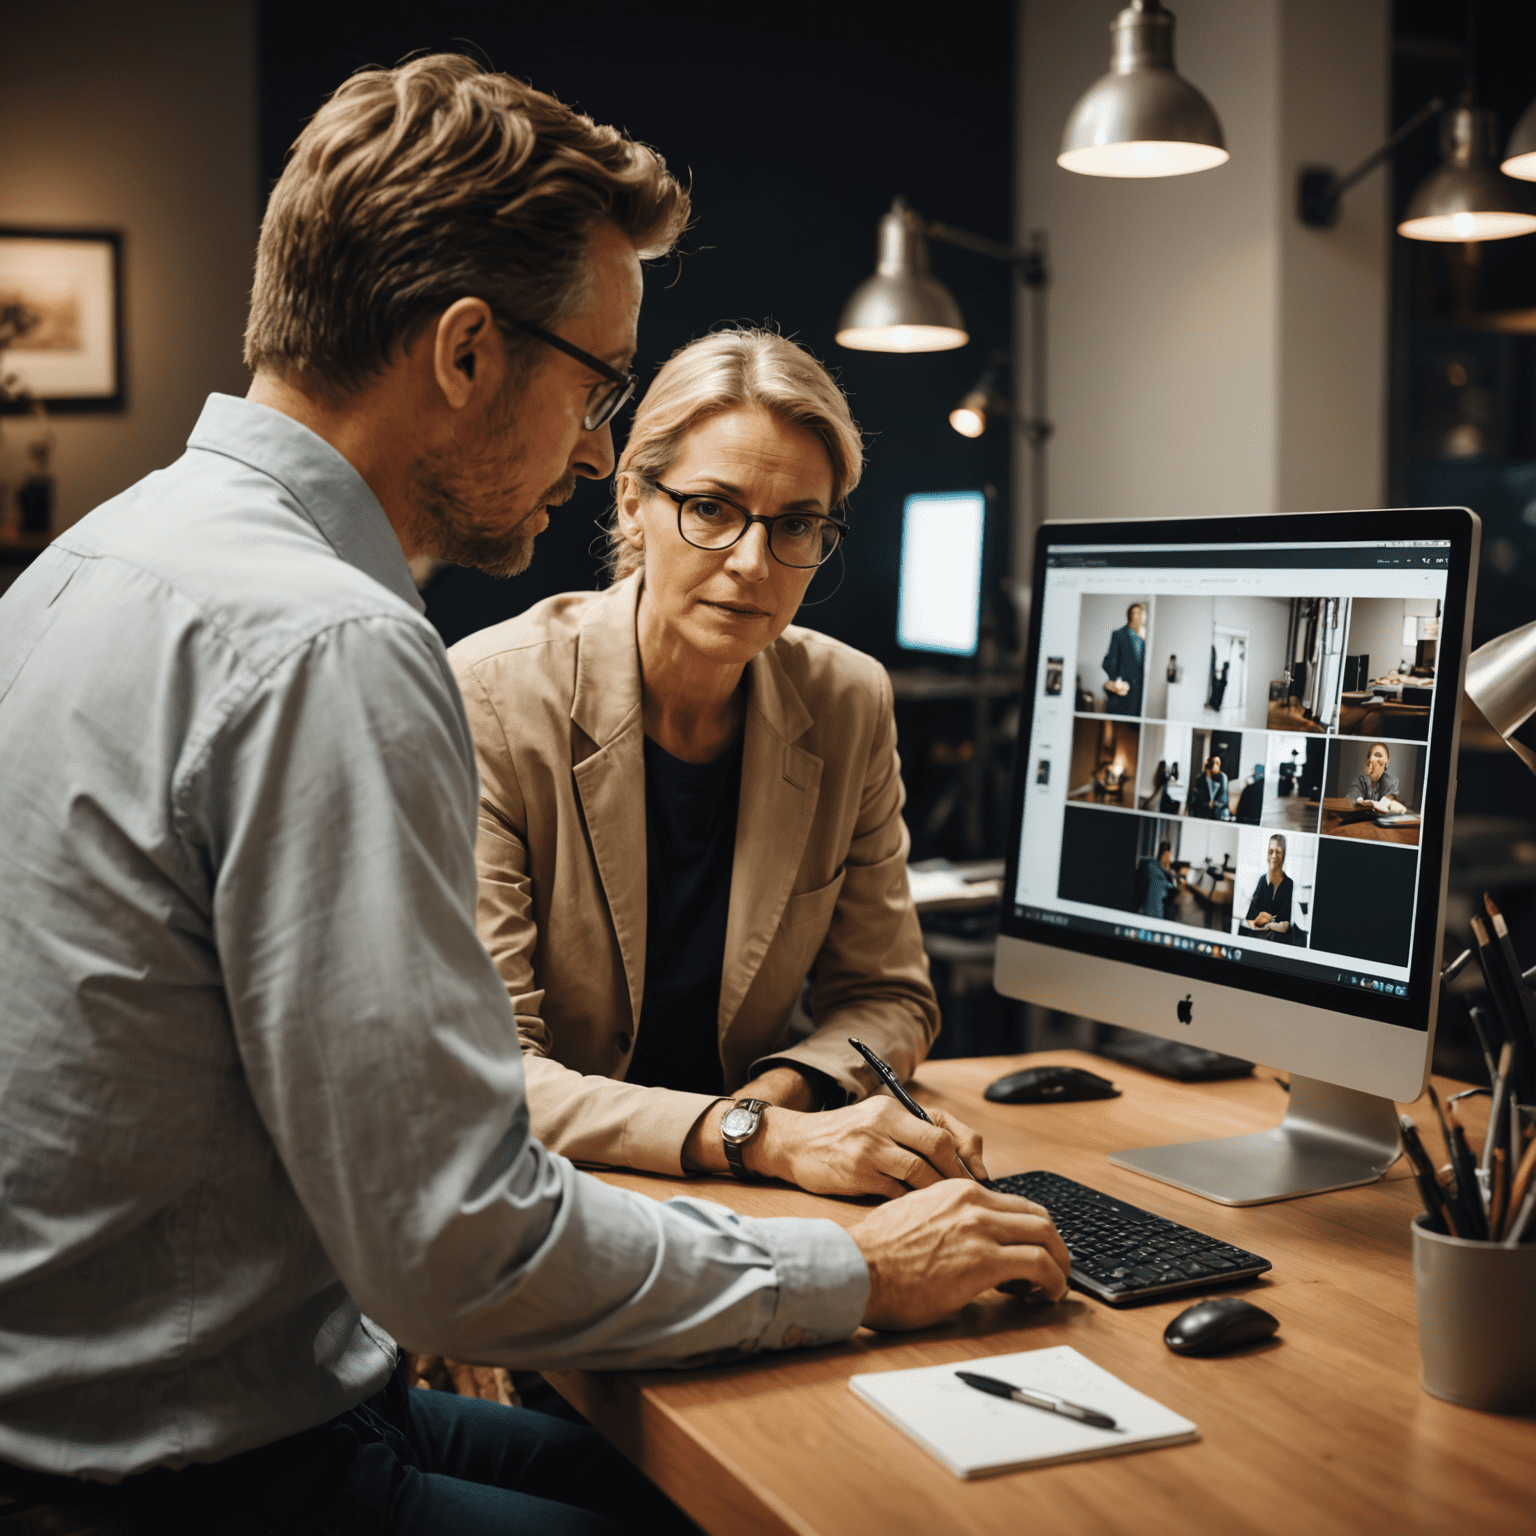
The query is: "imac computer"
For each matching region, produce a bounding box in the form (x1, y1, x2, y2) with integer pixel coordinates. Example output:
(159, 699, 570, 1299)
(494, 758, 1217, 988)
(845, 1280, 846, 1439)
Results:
(896, 490, 986, 657)
(994, 508, 1480, 1205)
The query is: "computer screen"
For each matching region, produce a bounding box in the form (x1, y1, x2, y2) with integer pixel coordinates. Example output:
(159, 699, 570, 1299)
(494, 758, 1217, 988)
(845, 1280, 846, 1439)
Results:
(995, 508, 1480, 1204)
(896, 491, 986, 656)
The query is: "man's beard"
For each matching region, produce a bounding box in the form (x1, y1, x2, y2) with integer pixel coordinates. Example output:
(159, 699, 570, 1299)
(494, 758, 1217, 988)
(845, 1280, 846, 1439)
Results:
(407, 400, 574, 579)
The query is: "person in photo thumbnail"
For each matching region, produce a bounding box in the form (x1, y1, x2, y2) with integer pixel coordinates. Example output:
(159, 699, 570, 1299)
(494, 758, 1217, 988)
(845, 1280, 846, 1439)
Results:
(1102, 602, 1147, 716)
(1140, 840, 1186, 919)
(1350, 742, 1406, 813)
(1243, 834, 1294, 938)
(1187, 755, 1230, 819)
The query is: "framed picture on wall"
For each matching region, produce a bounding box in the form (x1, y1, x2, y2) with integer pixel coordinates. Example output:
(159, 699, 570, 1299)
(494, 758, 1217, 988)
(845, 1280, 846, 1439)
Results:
(0, 228, 124, 413)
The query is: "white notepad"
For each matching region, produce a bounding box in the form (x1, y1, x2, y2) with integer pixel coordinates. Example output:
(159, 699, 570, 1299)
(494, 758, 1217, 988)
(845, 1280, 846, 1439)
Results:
(849, 1346, 1199, 1479)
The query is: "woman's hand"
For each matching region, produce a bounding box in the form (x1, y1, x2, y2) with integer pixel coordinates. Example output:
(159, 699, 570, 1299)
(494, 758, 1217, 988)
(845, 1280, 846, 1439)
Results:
(753, 1096, 988, 1198)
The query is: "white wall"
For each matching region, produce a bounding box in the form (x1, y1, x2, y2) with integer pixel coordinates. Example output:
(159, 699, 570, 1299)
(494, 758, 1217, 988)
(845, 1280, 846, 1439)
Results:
(1346, 596, 1413, 677)
(1016, 0, 1389, 568)
(0, 2, 257, 529)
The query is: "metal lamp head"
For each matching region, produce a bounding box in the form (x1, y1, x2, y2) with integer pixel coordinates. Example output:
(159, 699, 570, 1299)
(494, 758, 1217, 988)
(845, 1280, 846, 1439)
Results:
(1058, 0, 1228, 179)
(1466, 618, 1536, 775)
(836, 198, 968, 353)
(1398, 107, 1536, 242)
(1501, 96, 1536, 182)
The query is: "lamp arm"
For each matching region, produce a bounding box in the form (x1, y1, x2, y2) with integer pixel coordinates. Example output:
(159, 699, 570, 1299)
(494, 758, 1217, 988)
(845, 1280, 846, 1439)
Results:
(925, 222, 1049, 287)
(1299, 96, 1443, 228)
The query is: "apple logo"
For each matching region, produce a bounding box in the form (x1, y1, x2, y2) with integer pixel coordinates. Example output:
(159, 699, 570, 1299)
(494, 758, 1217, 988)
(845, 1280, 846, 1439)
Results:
(1176, 994, 1193, 1025)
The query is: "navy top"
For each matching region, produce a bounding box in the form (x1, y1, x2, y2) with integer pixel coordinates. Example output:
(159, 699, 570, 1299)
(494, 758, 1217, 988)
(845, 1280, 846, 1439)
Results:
(1247, 873, 1294, 927)
(1102, 624, 1146, 715)
(628, 733, 745, 1097)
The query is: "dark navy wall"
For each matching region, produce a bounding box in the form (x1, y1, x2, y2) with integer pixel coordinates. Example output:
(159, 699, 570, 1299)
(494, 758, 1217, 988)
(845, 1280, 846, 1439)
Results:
(257, 1, 1017, 666)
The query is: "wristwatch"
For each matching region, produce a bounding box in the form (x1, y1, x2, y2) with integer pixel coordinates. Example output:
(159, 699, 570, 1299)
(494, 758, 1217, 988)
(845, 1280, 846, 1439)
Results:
(720, 1098, 770, 1179)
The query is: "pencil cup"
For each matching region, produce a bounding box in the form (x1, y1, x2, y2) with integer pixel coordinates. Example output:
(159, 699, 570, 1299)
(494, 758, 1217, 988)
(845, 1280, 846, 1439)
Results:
(1412, 1215, 1536, 1412)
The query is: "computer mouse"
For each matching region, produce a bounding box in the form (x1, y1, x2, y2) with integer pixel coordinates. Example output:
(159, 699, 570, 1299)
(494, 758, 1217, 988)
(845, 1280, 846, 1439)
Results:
(984, 1066, 1121, 1104)
(1163, 1296, 1279, 1356)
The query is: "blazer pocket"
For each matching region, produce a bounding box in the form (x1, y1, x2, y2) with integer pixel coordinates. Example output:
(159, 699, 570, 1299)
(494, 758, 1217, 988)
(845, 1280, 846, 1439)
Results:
(779, 872, 846, 967)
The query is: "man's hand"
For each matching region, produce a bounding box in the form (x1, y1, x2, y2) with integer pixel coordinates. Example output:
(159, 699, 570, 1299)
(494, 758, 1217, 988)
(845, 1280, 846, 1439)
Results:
(1105, 677, 1130, 696)
(850, 1181, 1071, 1330)
(753, 1096, 988, 1197)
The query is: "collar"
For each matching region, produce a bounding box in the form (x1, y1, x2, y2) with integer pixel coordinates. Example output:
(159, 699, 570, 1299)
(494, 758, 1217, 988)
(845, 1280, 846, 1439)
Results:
(186, 393, 422, 613)
(570, 574, 814, 748)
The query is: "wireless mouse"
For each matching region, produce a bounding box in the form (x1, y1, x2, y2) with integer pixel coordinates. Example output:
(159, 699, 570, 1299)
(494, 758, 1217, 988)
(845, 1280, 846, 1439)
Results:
(984, 1066, 1121, 1104)
(1163, 1296, 1279, 1356)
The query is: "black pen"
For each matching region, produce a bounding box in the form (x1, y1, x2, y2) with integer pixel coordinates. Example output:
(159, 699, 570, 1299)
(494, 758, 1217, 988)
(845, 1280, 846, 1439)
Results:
(848, 1037, 981, 1181)
(956, 1371, 1120, 1431)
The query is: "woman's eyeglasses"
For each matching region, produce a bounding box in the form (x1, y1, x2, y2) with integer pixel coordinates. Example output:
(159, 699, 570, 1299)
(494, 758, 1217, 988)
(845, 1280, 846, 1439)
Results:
(504, 319, 637, 431)
(650, 481, 849, 569)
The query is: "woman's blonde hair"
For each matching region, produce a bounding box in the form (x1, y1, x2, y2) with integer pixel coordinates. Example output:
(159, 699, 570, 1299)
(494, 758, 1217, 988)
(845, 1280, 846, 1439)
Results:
(608, 328, 863, 581)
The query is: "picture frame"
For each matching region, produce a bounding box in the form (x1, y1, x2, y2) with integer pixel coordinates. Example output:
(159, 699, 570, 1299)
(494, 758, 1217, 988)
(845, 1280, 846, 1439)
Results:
(0, 227, 124, 413)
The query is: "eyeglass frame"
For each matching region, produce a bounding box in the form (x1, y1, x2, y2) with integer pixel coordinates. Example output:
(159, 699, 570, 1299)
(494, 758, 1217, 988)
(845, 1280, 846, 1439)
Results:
(503, 318, 638, 431)
(647, 480, 851, 568)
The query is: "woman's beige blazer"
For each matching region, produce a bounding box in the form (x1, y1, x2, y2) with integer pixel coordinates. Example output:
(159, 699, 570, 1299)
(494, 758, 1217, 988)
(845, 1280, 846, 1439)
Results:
(446, 575, 940, 1175)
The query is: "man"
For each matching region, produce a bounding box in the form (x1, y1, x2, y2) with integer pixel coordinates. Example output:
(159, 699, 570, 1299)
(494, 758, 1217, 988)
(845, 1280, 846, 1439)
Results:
(1187, 755, 1230, 820)
(0, 56, 1068, 1533)
(1102, 600, 1147, 715)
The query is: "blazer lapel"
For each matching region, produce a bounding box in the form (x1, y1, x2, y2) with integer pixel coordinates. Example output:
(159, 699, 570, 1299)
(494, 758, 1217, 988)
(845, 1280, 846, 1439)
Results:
(719, 643, 822, 1034)
(570, 578, 649, 1029)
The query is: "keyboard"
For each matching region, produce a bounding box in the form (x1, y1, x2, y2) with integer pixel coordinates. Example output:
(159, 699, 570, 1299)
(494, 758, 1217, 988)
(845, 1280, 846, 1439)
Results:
(986, 1169, 1272, 1305)
(1095, 1033, 1254, 1082)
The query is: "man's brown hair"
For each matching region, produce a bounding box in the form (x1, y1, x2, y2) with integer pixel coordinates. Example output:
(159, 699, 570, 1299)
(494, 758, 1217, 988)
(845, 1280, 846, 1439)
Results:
(245, 54, 689, 401)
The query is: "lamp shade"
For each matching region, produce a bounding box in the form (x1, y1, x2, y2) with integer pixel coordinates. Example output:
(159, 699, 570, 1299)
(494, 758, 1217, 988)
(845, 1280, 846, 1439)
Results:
(1466, 617, 1536, 775)
(1398, 107, 1536, 242)
(836, 199, 968, 353)
(1058, 0, 1227, 179)
(1502, 96, 1536, 181)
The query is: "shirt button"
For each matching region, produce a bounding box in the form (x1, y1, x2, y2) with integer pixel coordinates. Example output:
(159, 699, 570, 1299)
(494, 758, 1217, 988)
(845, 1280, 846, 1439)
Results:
(616, 1033, 633, 1053)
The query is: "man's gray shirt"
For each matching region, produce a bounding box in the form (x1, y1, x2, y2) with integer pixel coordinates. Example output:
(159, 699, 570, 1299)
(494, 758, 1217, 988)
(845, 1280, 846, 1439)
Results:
(0, 394, 867, 1480)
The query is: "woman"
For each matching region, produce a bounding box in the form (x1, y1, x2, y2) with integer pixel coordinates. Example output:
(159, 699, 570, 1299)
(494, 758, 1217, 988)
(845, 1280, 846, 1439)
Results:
(1139, 841, 1184, 919)
(449, 329, 983, 1197)
(1351, 741, 1406, 813)
(1244, 835, 1293, 939)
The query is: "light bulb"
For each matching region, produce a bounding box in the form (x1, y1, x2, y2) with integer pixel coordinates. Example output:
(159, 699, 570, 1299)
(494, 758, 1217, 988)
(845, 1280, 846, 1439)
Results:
(950, 406, 986, 438)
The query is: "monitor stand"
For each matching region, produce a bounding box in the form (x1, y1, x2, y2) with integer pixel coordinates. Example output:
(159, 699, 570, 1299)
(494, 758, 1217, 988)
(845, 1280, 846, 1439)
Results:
(1107, 1076, 1402, 1206)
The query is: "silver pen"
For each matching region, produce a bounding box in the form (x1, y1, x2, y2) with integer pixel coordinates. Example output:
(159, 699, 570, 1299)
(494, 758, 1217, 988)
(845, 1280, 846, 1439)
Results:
(956, 1370, 1120, 1430)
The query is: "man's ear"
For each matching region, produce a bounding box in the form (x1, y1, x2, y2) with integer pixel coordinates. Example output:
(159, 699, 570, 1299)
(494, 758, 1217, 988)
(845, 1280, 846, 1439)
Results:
(432, 297, 499, 410)
(614, 473, 646, 548)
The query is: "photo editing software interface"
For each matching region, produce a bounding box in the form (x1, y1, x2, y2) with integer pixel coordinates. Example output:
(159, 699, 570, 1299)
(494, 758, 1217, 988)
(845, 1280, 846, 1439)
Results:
(1015, 539, 1452, 1011)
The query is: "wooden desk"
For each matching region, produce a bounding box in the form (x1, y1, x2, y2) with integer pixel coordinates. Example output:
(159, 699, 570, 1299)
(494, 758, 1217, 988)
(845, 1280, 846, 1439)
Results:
(1338, 696, 1431, 741)
(548, 1052, 1534, 1536)
(1320, 796, 1422, 845)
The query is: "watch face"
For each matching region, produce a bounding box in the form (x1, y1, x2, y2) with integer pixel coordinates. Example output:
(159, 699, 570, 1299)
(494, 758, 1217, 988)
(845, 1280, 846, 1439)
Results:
(722, 1105, 757, 1140)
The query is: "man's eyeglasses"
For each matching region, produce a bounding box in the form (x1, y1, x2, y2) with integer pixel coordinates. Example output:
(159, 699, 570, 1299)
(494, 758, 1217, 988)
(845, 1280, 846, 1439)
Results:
(504, 319, 637, 431)
(649, 481, 850, 569)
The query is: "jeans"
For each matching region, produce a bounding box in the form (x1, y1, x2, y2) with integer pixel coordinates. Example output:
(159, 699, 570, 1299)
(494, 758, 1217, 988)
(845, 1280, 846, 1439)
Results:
(0, 1358, 695, 1535)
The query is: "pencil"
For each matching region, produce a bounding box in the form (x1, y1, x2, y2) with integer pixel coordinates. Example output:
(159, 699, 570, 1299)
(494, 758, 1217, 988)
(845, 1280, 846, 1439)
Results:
(1503, 1133, 1536, 1240)
(1485, 895, 1536, 1059)
(1472, 911, 1536, 1106)
(1490, 1146, 1508, 1239)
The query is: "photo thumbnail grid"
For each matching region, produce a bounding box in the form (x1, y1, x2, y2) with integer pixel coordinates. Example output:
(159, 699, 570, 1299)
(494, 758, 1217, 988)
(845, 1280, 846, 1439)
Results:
(1044, 586, 1442, 980)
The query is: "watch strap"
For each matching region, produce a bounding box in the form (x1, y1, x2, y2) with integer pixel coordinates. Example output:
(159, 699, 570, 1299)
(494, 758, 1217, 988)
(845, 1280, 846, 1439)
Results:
(722, 1097, 768, 1179)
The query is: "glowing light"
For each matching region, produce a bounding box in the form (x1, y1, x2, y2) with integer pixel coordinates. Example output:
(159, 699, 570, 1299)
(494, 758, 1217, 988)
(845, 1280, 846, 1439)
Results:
(834, 323, 968, 353)
(1397, 209, 1536, 242)
(949, 406, 986, 438)
(1057, 141, 1229, 179)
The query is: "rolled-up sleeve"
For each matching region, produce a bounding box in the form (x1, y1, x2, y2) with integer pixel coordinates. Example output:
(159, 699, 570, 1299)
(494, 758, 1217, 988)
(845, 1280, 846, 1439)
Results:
(201, 616, 868, 1367)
